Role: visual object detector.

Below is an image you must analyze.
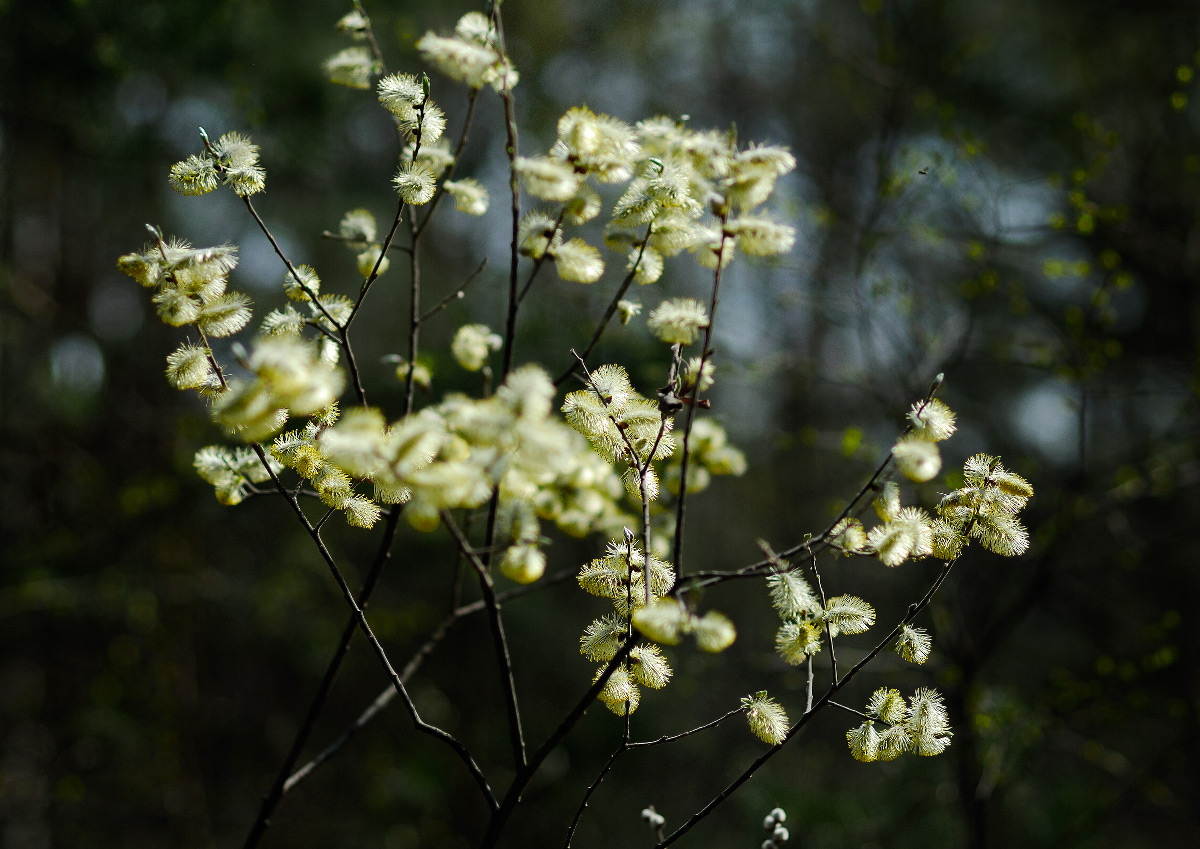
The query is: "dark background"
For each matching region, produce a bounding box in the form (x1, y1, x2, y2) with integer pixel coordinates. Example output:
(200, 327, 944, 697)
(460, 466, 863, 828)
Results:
(1, 1, 1197, 847)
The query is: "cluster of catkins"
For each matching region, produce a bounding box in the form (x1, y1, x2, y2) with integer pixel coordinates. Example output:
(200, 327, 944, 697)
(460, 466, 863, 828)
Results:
(119, 5, 1035, 768)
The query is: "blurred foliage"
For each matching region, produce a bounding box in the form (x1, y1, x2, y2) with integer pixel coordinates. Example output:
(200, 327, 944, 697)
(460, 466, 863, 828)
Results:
(2, 0, 1198, 847)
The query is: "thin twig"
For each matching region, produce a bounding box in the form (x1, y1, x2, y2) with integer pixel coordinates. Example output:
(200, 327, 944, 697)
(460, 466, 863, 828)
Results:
(194, 327, 228, 392)
(237, 195, 370, 407)
(655, 558, 959, 847)
(321, 230, 411, 252)
(678, 372, 952, 593)
(404, 221, 423, 413)
(249, 444, 498, 812)
(415, 88, 480, 239)
(347, 197, 407, 327)
(471, 12, 525, 789)
(398, 88, 438, 413)
(442, 512, 527, 771)
(809, 550, 838, 684)
(238, 197, 339, 332)
(805, 655, 814, 713)
(148, 228, 227, 392)
(284, 591, 472, 795)
(241, 507, 404, 849)
(479, 635, 638, 849)
(352, 0, 389, 75)
(283, 569, 578, 793)
(517, 208, 566, 303)
(494, 1, 521, 382)
(312, 506, 336, 532)
(304, 318, 342, 344)
(641, 416, 669, 604)
(570, 351, 659, 597)
(553, 222, 654, 388)
(564, 716, 632, 847)
(627, 706, 743, 748)
(283, 685, 393, 794)
(571, 350, 650, 488)
(418, 257, 488, 322)
(672, 225, 729, 576)
(828, 701, 872, 721)
(801, 372, 946, 555)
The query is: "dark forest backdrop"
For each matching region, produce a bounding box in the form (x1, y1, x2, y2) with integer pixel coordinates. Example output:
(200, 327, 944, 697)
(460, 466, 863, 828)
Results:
(1, 1, 1198, 847)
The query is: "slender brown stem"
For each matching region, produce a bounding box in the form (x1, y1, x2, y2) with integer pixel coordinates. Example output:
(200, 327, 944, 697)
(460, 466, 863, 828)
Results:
(239, 197, 337, 330)
(149, 228, 228, 392)
(828, 701, 873, 720)
(492, 3, 521, 381)
(238, 195, 370, 407)
(809, 551, 838, 684)
(570, 350, 651, 485)
(805, 655, 815, 713)
(517, 208, 566, 303)
(676, 372, 953, 591)
(404, 226, 423, 413)
(249, 444, 498, 812)
(641, 416, 669, 604)
(627, 706, 742, 748)
(348, 197, 407, 327)
(321, 231, 410, 252)
(304, 318, 341, 344)
(553, 222, 654, 388)
(810, 373, 945, 546)
(498, 94, 521, 379)
(570, 350, 661, 600)
(352, 1, 389, 75)
(283, 596, 474, 796)
(564, 717, 632, 847)
(442, 512, 527, 770)
(479, 636, 637, 849)
(471, 14, 525, 781)
(655, 558, 959, 847)
(194, 327, 228, 392)
(240, 508, 403, 849)
(672, 226, 729, 575)
(419, 258, 487, 322)
(416, 88, 480, 239)
(283, 569, 578, 793)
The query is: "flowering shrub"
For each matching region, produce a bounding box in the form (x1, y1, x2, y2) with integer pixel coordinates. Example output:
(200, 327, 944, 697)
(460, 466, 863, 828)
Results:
(118, 3, 1032, 846)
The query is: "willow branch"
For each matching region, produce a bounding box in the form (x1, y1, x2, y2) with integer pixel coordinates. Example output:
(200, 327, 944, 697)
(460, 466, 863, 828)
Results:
(828, 701, 872, 721)
(321, 231, 410, 252)
(480, 635, 637, 849)
(627, 706, 742, 748)
(442, 512, 527, 771)
(249, 444, 498, 812)
(241, 507, 403, 849)
(553, 222, 654, 388)
(415, 88, 480, 239)
(564, 716, 632, 848)
(352, 0, 389, 75)
(494, 20, 521, 381)
(237, 195, 370, 407)
(419, 257, 488, 321)
(809, 550, 838, 684)
(470, 19, 526, 778)
(404, 223, 424, 413)
(672, 226, 729, 575)
(282, 569, 577, 793)
(349, 198, 407, 327)
(517, 208, 566, 303)
(656, 558, 959, 847)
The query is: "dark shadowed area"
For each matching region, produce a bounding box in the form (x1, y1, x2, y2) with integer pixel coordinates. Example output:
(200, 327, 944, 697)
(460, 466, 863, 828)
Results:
(2, 1, 1197, 848)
